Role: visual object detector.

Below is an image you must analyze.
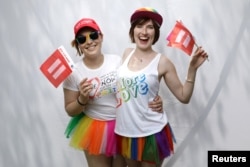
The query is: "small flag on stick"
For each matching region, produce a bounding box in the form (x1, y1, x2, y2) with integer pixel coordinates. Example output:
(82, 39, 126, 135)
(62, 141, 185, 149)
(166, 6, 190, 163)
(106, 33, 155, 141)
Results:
(166, 20, 196, 56)
(40, 46, 75, 88)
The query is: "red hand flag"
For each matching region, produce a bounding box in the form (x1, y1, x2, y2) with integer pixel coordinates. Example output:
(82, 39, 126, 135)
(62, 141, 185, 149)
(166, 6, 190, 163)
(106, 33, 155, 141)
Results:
(40, 46, 75, 88)
(167, 21, 195, 55)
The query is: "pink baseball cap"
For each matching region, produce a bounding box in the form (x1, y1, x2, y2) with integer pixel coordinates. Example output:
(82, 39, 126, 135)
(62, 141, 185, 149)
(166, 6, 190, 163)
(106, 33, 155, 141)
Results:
(130, 7, 163, 27)
(74, 18, 101, 35)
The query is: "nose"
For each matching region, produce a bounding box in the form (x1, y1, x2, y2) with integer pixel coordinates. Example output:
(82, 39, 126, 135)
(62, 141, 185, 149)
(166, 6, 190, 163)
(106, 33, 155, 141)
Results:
(85, 35, 92, 44)
(141, 26, 147, 34)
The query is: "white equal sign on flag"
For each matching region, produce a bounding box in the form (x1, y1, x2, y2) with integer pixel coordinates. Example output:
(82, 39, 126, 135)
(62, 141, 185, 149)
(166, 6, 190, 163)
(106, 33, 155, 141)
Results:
(166, 20, 195, 56)
(40, 46, 75, 88)
(175, 30, 192, 48)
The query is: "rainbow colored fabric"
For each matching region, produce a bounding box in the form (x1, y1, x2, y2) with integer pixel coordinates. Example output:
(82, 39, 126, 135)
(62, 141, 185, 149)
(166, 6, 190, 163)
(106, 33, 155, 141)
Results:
(65, 113, 117, 156)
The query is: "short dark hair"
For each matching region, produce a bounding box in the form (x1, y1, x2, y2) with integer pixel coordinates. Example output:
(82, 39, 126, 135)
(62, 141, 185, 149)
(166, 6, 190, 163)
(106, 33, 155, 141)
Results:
(129, 18, 160, 45)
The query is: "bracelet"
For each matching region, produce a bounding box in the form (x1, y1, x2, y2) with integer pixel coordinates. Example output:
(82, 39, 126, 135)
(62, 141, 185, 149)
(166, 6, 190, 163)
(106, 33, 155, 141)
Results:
(186, 77, 195, 83)
(77, 96, 87, 106)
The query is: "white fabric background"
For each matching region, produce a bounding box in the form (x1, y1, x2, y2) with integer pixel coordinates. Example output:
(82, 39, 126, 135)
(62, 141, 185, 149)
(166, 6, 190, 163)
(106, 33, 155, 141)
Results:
(1, 0, 249, 166)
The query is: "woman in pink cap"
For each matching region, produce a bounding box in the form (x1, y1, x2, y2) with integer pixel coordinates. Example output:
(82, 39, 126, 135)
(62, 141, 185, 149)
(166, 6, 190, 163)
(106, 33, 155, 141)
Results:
(115, 7, 208, 167)
(62, 18, 163, 167)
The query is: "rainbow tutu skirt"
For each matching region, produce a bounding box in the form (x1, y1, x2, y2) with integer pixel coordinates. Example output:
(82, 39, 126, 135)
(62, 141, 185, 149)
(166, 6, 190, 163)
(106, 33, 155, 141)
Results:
(64, 113, 117, 156)
(116, 123, 176, 164)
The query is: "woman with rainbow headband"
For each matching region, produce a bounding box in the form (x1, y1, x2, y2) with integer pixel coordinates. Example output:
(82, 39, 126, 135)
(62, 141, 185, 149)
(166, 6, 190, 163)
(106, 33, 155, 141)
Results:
(63, 18, 163, 167)
(115, 7, 208, 166)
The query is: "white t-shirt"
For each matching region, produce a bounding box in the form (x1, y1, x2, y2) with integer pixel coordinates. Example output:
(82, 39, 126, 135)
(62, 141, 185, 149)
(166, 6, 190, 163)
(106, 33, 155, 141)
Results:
(115, 50, 168, 137)
(63, 54, 121, 121)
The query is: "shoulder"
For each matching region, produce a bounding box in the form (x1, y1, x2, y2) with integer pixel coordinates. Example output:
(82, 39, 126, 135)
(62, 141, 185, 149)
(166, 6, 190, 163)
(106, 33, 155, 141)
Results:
(103, 54, 121, 69)
(63, 69, 79, 91)
(105, 53, 121, 62)
(122, 48, 134, 62)
(123, 48, 134, 55)
(105, 54, 121, 60)
(159, 54, 172, 65)
(158, 54, 175, 74)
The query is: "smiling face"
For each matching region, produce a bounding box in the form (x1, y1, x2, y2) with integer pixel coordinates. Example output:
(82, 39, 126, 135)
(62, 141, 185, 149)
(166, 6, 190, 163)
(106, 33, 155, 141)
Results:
(129, 18, 160, 47)
(134, 20, 155, 50)
(73, 27, 103, 57)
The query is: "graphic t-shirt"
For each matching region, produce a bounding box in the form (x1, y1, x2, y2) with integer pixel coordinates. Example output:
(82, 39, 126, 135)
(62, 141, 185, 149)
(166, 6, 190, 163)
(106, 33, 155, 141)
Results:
(63, 54, 121, 121)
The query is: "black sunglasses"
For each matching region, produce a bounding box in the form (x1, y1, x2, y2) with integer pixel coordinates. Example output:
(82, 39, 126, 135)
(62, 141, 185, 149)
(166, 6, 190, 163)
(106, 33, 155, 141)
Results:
(76, 31, 100, 44)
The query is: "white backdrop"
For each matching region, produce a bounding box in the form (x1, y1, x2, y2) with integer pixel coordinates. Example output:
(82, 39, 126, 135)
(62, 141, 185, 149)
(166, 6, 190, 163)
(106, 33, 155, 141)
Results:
(1, 0, 250, 167)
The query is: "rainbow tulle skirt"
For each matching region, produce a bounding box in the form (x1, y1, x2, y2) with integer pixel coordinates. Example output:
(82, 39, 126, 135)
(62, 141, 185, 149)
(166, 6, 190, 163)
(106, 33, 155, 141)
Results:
(116, 123, 176, 164)
(64, 113, 117, 156)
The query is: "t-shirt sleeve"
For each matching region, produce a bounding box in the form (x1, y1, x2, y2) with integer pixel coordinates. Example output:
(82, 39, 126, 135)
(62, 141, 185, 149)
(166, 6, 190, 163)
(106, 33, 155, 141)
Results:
(63, 71, 79, 91)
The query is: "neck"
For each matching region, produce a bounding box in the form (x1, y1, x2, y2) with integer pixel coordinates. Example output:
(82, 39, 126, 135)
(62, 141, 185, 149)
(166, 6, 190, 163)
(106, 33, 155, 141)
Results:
(135, 47, 154, 54)
(132, 48, 156, 63)
(134, 48, 155, 58)
(83, 54, 104, 69)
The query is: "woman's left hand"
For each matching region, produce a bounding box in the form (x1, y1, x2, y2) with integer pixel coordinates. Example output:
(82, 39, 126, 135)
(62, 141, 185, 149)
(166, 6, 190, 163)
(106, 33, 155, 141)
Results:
(190, 46, 208, 69)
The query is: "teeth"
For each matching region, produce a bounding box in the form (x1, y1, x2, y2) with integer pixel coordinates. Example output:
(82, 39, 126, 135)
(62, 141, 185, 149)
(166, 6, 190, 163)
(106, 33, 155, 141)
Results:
(86, 45, 96, 50)
(139, 36, 149, 40)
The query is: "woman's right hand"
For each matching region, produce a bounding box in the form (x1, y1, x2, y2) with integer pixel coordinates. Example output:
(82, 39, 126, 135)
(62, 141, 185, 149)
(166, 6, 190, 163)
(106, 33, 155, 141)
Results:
(78, 78, 93, 103)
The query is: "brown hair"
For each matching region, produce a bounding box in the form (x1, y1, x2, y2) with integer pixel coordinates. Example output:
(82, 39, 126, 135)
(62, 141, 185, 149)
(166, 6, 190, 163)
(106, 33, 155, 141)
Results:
(129, 18, 160, 45)
(71, 39, 81, 56)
